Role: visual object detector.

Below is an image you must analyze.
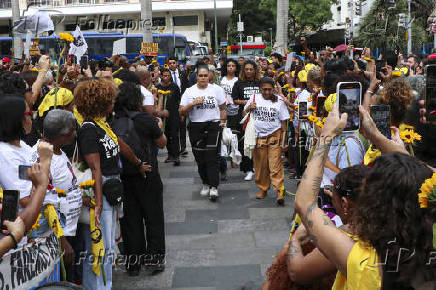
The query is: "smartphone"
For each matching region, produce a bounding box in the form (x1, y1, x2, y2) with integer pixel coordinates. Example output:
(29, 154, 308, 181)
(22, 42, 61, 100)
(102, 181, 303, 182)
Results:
(316, 96, 327, 118)
(336, 82, 362, 131)
(80, 55, 88, 69)
(1, 190, 19, 230)
(375, 60, 385, 80)
(18, 165, 31, 180)
(70, 54, 77, 65)
(425, 65, 436, 122)
(298, 101, 308, 120)
(370, 105, 391, 139)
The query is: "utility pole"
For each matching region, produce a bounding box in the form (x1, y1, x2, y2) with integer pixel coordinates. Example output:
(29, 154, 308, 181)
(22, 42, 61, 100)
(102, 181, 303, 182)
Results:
(12, 0, 22, 59)
(276, 0, 288, 55)
(141, 0, 153, 43)
(407, 0, 412, 53)
(214, 0, 218, 54)
(269, 27, 272, 48)
(237, 14, 243, 55)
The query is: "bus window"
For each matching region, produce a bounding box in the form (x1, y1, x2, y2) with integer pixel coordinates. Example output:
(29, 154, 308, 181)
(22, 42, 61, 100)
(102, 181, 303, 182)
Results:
(126, 37, 142, 54)
(154, 37, 169, 55)
(0, 39, 12, 56)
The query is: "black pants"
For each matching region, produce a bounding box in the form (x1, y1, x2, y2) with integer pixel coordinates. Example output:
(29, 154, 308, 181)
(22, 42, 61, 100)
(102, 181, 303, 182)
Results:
(292, 130, 309, 178)
(165, 117, 180, 158)
(188, 121, 222, 188)
(65, 223, 86, 283)
(231, 123, 253, 173)
(179, 118, 187, 152)
(120, 173, 165, 271)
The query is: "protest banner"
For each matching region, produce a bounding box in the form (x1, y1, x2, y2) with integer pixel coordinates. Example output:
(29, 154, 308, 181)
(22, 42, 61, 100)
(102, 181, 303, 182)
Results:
(140, 42, 158, 56)
(0, 232, 60, 290)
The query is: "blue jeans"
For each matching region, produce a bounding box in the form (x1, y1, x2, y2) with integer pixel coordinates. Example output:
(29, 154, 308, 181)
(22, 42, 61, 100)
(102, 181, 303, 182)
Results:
(82, 176, 118, 290)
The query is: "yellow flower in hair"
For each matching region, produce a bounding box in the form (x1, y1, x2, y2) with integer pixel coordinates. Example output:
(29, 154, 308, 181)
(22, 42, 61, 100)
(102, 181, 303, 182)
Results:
(418, 173, 436, 208)
(325, 93, 337, 113)
(59, 32, 74, 43)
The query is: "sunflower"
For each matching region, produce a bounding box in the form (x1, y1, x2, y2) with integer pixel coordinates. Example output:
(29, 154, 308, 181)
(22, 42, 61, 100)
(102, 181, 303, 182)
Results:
(400, 129, 422, 144)
(59, 33, 74, 43)
(158, 90, 171, 95)
(307, 115, 319, 123)
(418, 173, 436, 208)
(315, 121, 324, 128)
(80, 179, 95, 189)
(283, 84, 290, 89)
(56, 187, 66, 197)
(308, 106, 316, 111)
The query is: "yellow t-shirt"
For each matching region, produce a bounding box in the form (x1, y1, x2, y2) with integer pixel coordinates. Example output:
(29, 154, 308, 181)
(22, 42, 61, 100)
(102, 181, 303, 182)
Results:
(332, 240, 382, 290)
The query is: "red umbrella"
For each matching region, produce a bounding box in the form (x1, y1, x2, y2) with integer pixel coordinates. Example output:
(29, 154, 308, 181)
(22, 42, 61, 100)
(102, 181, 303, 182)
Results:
(334, 44, 348, 52)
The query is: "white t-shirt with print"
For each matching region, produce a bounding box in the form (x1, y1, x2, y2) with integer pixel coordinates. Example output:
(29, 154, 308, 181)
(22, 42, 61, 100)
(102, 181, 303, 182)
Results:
(180, 84, 226, 123)
(141, 85, 155, 106)
(31, 141, 82, 236)
(244, 93, 290, 138)
(0, 141, 33, 202)
(220, 76, 239, 116)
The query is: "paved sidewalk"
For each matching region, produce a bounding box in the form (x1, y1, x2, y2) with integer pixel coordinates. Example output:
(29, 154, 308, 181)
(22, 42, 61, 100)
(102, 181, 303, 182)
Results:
(113, 149, 298, 290)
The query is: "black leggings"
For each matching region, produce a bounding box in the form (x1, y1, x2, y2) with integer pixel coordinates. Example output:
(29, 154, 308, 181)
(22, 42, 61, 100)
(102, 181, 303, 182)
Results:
(188, 121, 222, 188)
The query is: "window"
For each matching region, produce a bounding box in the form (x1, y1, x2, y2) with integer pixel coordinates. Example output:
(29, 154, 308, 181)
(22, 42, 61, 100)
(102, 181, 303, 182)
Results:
(66, 0, 96, 4)
(153, 17, 166, 27)
(126, 37, 142, 54)
(0, 1, 11, 9)
(173, 16, 198, 26)
(104, 0, 127, 2)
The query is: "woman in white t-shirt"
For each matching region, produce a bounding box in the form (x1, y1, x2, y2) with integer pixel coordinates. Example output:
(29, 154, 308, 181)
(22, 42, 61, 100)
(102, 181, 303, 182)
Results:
(0, 96, 53, 252)
(244, 77, 289, 205)
(220, 59, 240, 129)
(179, 66, 227, 201)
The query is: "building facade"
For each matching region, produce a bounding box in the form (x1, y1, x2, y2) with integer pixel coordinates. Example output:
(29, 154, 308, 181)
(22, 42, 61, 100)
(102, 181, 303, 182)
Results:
(0, 0, 233, 44)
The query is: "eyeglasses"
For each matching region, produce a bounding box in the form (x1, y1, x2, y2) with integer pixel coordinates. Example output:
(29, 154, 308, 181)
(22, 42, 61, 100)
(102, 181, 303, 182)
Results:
(198, 74, 208, 78)
(24, 110, 34, 116)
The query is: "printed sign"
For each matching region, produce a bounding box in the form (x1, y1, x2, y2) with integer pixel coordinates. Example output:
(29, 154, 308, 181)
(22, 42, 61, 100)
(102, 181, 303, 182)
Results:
(0, 232, 60, 290)
(29, 38, 40, 57)
(141, 42, 159, 56)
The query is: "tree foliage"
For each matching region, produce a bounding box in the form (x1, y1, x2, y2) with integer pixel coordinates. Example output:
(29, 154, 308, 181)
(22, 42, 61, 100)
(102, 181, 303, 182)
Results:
(259, 0, 336, 42)
(228, 0, 276, 44)
(355, 0, 434, 52)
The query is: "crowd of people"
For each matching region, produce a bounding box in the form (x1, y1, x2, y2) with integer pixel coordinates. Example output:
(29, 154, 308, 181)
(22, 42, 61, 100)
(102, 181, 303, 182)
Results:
(0, 35, 435, 289)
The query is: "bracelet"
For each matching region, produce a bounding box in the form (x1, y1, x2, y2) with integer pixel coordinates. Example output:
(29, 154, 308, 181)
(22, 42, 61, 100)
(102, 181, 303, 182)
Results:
(366, 90, 375, 95)
(8, 233, 18, 249)
(135, 159, 142, 169)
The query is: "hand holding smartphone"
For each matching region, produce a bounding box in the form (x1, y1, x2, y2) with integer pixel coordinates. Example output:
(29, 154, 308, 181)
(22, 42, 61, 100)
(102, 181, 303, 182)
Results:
(298, 101, 308, 120)
(1, 190, 19, 231)
(370, 105, 391, 139)
(336, 82, 362, 132)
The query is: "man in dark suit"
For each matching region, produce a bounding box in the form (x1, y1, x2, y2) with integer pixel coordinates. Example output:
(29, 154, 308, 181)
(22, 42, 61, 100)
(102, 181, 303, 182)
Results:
(168, 57, 189, 155)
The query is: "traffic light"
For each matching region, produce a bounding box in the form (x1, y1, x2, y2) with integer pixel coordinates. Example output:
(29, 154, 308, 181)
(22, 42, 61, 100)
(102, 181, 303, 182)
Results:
(398, 13, 406, 28)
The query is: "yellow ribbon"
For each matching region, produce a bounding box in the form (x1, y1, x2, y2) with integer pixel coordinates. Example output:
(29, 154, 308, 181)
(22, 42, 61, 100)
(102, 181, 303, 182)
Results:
(74, 108, 118, 145)
(90, 202, 105, 277)
(43, 204, 64, 238)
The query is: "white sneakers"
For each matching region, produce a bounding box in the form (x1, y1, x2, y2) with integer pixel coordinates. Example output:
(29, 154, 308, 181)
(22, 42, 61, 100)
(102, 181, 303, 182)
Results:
(200, 185, 210, 197)
(200, 185, 219, 201)
(209, 187, 218, 201)
(244, 171, 254, 181)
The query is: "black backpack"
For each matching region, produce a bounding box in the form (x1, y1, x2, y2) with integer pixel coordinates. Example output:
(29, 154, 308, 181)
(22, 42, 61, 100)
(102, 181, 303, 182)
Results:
(111, 109, 146, 175)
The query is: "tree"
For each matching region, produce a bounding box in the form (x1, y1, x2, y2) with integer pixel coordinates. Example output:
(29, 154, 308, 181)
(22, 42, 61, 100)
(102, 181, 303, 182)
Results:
(355, 0, 434, 52)
(228, 0, 276, 45)
(259, 0, 336, 42)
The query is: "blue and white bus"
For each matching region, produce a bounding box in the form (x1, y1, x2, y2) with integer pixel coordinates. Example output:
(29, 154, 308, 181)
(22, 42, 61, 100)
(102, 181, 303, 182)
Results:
(0, 31, 193, 65)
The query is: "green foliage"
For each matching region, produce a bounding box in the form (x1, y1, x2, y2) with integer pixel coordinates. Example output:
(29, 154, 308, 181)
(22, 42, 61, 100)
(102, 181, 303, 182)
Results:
(258, 0, 336, 41)
(355, 0, 434, 52)
(228, 0, 276, 44)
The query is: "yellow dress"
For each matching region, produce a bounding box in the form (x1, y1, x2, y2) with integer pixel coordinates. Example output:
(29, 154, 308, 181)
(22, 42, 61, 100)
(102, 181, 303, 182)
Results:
(332, 240, 382, 290)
